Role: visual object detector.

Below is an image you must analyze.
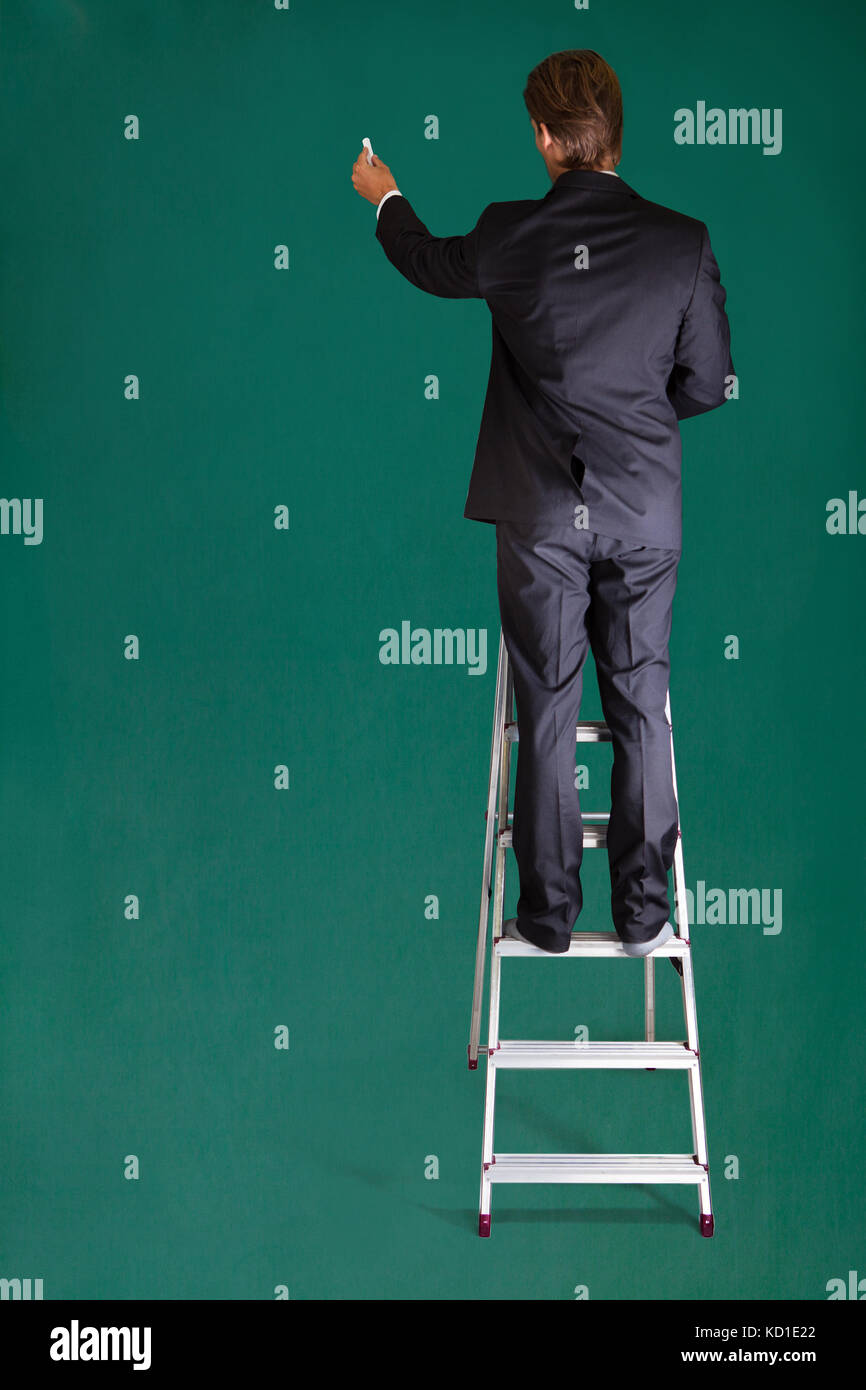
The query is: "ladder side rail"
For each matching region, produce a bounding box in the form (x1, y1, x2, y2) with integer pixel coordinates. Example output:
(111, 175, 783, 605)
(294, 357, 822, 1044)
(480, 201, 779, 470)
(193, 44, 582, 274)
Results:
(468, 632, 508, 1065)
(667, 686, 712, 1228)
(644, 957, 656, 1042)
(491, 660, 515, 953)
(665, 687, 690, 945)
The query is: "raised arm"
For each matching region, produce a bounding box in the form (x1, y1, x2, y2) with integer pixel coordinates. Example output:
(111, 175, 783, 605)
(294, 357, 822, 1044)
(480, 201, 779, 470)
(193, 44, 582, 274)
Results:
(374, 193, 487, 299)
(351, 145, 486, 300)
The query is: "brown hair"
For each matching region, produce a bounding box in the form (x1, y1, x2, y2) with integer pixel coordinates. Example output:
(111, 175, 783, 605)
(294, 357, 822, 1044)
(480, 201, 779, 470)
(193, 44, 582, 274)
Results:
(523, 50, 623, 170)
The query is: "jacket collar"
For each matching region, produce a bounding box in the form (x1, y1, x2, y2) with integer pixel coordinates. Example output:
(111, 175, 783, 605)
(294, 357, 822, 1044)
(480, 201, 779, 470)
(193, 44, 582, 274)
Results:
(549, 168, 638, 197)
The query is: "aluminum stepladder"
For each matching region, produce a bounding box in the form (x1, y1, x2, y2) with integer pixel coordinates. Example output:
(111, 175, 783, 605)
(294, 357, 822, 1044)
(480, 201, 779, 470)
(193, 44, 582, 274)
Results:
(468, 629, 713, 1239)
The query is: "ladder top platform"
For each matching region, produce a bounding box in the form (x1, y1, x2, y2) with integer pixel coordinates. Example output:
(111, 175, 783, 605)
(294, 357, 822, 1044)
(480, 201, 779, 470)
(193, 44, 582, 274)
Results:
(494, 930, 690, 958)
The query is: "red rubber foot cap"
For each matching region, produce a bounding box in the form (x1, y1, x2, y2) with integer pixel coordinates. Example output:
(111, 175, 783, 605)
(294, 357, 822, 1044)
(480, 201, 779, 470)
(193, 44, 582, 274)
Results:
(467, 1046, 478, 1071)
(700, 1214, 715, 1237)
(479, 1214, 491, 1237)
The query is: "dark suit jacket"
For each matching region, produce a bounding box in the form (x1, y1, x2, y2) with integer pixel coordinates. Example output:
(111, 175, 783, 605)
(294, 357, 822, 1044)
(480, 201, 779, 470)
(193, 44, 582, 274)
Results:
(375, 168, 734, 551)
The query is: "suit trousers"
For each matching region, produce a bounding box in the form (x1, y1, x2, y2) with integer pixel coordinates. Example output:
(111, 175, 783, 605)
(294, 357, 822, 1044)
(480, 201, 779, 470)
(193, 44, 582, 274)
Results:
(495, 519, 681, 954)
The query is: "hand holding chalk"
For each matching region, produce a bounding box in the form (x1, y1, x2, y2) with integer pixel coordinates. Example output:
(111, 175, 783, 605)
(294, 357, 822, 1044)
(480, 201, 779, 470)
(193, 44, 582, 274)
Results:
(352, 141, 397, 206)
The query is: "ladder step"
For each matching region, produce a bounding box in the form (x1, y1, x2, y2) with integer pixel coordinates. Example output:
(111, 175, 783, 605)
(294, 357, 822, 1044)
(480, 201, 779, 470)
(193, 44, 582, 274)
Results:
(486, 1154, 705, 1184)
(490, 1041, 697, 1069)
(494, 930, 689, 958)
(500, 824, 608, 849)
(506, 720, 612, 744)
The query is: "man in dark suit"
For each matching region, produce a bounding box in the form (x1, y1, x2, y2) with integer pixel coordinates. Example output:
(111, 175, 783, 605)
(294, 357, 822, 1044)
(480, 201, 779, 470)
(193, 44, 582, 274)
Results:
(352, 49, 734, 956)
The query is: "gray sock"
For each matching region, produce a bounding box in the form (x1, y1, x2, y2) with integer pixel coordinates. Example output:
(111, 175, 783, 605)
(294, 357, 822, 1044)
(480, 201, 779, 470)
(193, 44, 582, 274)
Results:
(621, 920, 674, 957)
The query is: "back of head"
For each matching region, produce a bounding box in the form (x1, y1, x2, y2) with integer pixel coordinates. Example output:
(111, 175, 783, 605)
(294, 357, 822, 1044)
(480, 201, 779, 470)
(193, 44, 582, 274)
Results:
(524, 50, 623, 170)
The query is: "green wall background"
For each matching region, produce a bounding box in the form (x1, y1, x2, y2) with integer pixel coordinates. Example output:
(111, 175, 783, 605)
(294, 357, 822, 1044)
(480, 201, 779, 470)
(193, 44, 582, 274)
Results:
(1, 0, 863, 1300)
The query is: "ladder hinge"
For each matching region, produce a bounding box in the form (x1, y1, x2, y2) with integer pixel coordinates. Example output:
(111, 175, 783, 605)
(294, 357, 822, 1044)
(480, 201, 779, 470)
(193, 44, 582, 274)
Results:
(692, 1155, 709, 1171)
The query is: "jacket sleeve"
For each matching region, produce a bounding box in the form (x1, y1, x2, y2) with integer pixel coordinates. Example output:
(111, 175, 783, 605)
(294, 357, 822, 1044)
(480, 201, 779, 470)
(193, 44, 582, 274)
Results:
(666, 223, 735, 420)
(374, 193, 488, 299)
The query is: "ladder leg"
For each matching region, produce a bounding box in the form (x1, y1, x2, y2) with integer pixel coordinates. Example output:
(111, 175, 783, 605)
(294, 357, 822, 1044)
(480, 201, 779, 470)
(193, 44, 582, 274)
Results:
(666, 688, 688, 945)
(699, 1178, 714, 1236)
(469, 634, 508, 1068)
(480, 665, 512, 1234)
(645, 957, 655, 1040)
(667, 689, 714, 1235)
(644, 957, 656, 1069)
(681, 947, 713, 1233)
(672, 831, 688, 940)
(479, 920, 503, 1236)
(488, 664, 511, 1008)
(493, 665, 514, 937)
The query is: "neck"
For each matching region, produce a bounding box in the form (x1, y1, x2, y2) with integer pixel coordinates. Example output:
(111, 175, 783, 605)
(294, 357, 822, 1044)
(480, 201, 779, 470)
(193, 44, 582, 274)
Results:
(551, 159, 617, 181)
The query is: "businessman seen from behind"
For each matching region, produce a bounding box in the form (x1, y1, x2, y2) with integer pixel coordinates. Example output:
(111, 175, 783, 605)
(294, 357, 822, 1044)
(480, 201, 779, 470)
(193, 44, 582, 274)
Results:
(352, 49, 734, 956)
